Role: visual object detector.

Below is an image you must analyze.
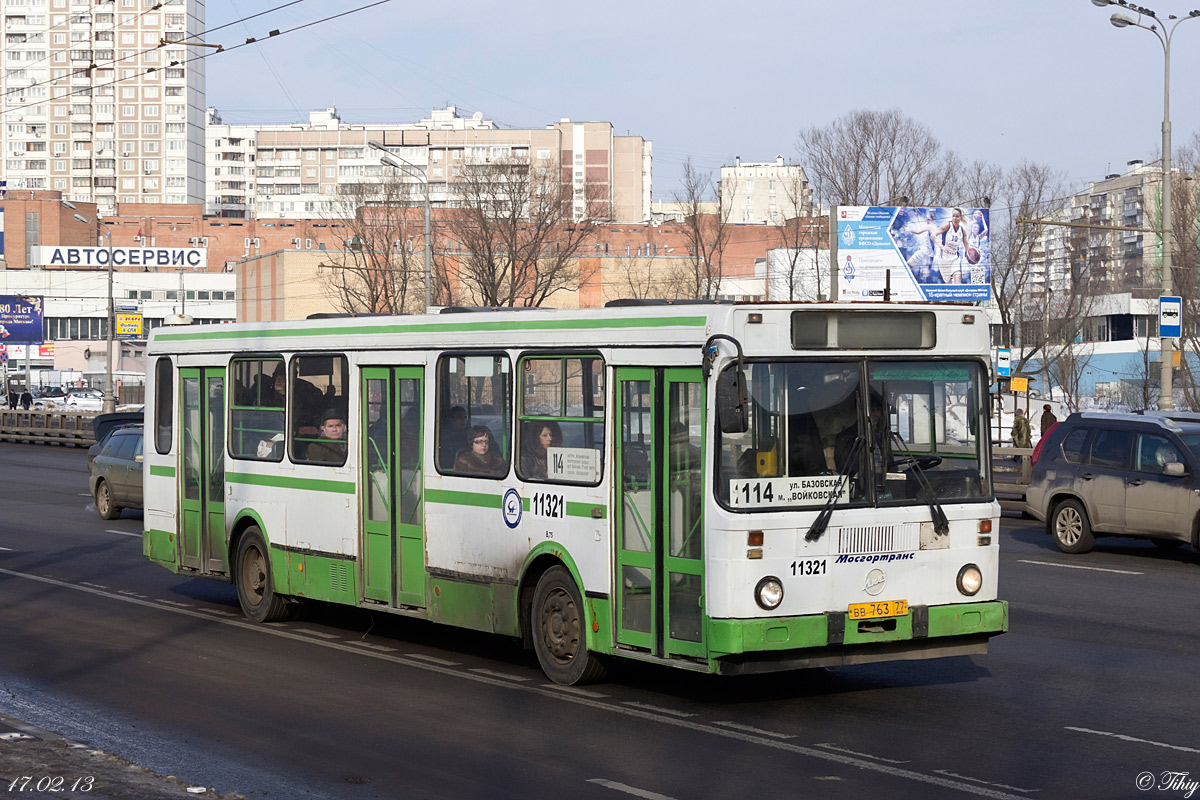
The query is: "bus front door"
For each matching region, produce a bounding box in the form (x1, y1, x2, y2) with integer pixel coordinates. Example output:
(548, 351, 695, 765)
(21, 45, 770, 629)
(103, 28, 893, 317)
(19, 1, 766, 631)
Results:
(179, 367, 227, 575)
(361, 367, 426, 608)
(614, 367, 706, 661)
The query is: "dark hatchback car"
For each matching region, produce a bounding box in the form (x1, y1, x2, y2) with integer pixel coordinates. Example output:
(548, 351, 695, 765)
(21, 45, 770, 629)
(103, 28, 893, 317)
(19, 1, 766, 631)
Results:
(1026, 412, 1200, 554)
(88, 424, 144, 520)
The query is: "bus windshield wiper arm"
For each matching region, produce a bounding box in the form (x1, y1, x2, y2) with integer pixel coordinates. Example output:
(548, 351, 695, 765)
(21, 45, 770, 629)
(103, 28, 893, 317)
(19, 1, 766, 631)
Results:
(805, 437, 863, 543)
(889, 431, 949, 536)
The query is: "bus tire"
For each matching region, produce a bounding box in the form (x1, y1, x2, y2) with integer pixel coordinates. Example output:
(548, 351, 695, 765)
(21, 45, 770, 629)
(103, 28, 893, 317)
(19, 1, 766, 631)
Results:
(235, 527, 290, 623)
(94, 480, 121, 520)
(531, 566, 607, 686)
(1051, 499, 1094, 554)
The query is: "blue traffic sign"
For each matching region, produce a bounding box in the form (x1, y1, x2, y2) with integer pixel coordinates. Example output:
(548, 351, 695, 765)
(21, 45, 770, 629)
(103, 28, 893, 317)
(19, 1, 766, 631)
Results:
(1160, 296, 1182, 339)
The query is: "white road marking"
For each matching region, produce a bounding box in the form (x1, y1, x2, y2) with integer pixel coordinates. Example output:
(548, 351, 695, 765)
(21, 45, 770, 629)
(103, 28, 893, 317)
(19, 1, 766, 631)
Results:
(77, 493, 92, 497)
(405, 653, 461, 666)
(0, 565, 1036, 800)
(546, 684, 608, 699)
(0, 547, 12, 551)
(347, 641, 398, 653)
(104, 529, 141, 538)
(156, 600, 191, 607)
(80, 582, 108, 589)
(469, 668, 530, 682)
(587, 778, 678, 800)
(1018, 559, 1142, 575)
(934, 770, 1038, 793)
(117, 590, 148, 598)
(713, 720, 794, 739)
(294, 628, 341, 639)
(195, 607, 237, 616)
(815, 742, 909, 763)
(1065, 726, 1200, 754)
(622, 701, 695, 718)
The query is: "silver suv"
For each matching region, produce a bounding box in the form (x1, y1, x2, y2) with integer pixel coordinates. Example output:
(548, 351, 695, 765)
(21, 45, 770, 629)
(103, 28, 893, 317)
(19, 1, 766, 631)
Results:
(1026, 413, 1200, 554)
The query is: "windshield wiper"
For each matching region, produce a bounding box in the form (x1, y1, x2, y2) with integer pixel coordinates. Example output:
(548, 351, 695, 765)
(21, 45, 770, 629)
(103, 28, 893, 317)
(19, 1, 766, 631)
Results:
(805, 436, 863, 543)
(888, 430, 949, 535)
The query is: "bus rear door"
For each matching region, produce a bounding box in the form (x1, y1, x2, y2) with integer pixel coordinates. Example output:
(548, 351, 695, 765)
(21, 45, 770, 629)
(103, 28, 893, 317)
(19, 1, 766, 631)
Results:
(179, 366, 227, 575)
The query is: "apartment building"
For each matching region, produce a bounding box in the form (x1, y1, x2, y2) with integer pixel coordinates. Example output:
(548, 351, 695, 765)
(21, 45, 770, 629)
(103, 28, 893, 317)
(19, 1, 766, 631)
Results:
(206, 106, 653, 224)
(718, 156, 813, 224)
(1, 0, 207, 216)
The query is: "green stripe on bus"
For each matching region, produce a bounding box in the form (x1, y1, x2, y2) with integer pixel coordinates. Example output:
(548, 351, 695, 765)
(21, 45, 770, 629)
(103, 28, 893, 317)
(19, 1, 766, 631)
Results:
(425, 488, 503, 509)
(226, 471, 355, 494)
(426, 489, 605, 519)
(149, 465, 176, 477)
(153, 315, 709, 343)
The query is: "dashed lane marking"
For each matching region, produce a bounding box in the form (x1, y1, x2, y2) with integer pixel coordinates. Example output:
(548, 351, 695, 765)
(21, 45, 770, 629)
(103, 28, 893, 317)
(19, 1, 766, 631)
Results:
(104, 529, 141, 538)
(546, 684, 608, 699)
(294, 628, 341, 639)
(815, 742, 909, 763)
(622, 701, 695, 718)
(0, 566, 1037, 800)
(713, 720, 795, 739)
(587, 778, 678, 800)
(469, 668, 530, 682)
(404, 653, 461, 666)
(347, 640, 398, 653)
(1017, 559, 1142, 575)
(934, 770, 1039, 793)
(1065, 726, 1200, 754)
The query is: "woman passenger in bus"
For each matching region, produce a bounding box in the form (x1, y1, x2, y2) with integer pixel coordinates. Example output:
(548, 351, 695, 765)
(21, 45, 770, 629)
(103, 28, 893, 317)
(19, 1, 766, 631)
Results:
(454, 425, 506, 476)
(520, 421, 562, 479)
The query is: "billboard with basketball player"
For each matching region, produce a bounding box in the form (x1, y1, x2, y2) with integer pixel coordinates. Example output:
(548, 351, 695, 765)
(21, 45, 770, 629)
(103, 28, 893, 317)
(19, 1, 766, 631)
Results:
(836, 206, 991, 302)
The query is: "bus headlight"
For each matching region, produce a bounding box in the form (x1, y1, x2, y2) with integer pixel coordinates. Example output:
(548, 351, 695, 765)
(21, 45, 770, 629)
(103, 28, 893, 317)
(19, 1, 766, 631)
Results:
(755, 576, 784, 610)
(957, 564, 983, 597)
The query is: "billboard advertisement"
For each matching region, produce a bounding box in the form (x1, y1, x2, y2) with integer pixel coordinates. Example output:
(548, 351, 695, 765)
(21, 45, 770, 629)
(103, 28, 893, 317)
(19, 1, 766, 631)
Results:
(837, 206, 991, 302)
(0, 295, 44, 344)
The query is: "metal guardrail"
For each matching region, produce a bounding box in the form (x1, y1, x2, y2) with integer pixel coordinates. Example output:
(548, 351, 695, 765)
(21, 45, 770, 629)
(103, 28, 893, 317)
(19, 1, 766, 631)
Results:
(993, 446, 1033, 514)
(0, 409, 96, 448)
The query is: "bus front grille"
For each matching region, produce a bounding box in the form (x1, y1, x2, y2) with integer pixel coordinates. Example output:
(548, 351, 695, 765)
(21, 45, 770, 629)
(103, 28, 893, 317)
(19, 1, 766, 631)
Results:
(837, 523, 918, 555)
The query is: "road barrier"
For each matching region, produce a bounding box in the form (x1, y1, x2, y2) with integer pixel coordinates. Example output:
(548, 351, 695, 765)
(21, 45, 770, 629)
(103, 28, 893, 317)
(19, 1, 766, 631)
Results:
(993, 446, 1032, 515)
(0, 409, 96, 448)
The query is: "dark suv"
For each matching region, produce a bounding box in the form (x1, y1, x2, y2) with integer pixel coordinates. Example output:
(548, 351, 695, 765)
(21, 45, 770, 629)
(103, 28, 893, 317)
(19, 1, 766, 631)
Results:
(1026, 412, 1200, 554)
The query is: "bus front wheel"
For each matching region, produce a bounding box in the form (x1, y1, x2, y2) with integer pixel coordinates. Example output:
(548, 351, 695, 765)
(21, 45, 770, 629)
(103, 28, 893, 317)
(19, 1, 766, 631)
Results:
(235, 527, 290, 623)
(531, 566, 607, 686)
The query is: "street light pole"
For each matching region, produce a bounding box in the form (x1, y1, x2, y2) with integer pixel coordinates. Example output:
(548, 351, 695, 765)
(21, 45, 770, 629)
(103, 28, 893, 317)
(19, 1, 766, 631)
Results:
(1094, 2, 1200, 410)
(67, 205, 116, 414)
(368, 140, 432, 311)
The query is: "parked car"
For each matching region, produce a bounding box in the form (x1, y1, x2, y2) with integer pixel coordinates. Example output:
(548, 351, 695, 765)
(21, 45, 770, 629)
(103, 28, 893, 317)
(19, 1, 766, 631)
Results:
(88, 424, 144, 520)
(30, 386, 67, 409)
(1026, 412, 1200, 554)
(65, 389, 104, 412)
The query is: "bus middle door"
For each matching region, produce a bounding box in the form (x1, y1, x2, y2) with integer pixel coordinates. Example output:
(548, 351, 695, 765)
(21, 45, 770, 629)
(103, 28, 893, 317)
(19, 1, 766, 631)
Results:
(361, 367, 426, 608)
(614, 367, 706, 661)
(179, 366, 227, 575)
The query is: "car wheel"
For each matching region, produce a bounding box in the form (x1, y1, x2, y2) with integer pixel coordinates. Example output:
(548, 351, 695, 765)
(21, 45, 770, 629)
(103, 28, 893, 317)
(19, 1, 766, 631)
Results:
(235, 527, 290, 623)
(95, 480, 121, 520)
(1051, 499, 1094, 554)
(531, 565, 607, 686)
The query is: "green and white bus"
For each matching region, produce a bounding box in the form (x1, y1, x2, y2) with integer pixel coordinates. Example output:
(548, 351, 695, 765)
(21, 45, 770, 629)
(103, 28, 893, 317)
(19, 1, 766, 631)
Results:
(141, 302, 1007, 684)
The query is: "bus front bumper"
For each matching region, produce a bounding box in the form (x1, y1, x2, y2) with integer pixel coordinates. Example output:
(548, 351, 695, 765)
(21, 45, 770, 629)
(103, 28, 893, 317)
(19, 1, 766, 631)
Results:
(707, 600, 1008, 676)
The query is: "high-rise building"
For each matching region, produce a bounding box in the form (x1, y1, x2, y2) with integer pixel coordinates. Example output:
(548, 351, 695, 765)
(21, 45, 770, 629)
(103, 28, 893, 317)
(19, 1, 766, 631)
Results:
(719, 156, 813, 224)
(1, 0, 206, 216)
(205, 106, 653, 223)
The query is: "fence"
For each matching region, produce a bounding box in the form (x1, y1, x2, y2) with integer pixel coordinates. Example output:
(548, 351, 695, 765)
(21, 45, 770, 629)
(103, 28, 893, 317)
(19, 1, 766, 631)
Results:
(993, 445, 1032, 515)
(0, 409, 96, 447)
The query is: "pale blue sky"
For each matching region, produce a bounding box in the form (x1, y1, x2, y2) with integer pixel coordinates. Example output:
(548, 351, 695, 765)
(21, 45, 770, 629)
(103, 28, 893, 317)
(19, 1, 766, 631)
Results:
(205, 0, 1200, 200)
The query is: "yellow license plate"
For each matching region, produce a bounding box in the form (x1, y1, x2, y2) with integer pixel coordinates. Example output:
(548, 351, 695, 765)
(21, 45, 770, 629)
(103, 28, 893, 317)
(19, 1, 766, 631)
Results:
(848, 600, 909, 620)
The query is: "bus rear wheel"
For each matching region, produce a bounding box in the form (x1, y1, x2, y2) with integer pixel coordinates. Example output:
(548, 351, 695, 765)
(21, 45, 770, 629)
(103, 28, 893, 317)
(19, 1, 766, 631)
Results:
(235, 527, 290, 623)
(531, 566, 607, 686)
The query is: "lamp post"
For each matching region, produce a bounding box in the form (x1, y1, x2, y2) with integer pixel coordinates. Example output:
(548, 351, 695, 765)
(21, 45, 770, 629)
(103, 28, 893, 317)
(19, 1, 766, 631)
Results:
(368, 140, 432, 311)
(1093, 1, 1200, 410)
(63, 201, 116, 414)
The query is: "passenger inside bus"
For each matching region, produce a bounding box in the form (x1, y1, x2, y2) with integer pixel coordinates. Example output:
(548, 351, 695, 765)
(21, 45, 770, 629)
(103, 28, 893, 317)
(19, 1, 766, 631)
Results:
(520, 420, 562, 479)
(439, 406, 468, 470)
(454, 425, 506, 476)
(305, 408, 348, 464)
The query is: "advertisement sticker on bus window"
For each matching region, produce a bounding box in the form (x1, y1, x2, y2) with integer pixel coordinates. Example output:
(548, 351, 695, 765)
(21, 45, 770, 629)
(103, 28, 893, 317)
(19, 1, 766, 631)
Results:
(728, 476, 850, 508)
(547, 447, 599, 483)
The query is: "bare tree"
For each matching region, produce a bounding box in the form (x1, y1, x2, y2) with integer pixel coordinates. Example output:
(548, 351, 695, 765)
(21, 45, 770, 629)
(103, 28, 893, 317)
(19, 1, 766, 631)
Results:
(770, 214, 826, 301)
(672, 158, 732, 299)
(1171, 131, 1200, 410)
(319, 176, 428, 314)
(442, 157, 599, 307)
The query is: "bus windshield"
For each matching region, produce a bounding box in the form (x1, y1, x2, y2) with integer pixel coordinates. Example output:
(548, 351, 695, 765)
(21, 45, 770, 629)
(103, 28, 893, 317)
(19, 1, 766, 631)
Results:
(717, 359, 988, 510)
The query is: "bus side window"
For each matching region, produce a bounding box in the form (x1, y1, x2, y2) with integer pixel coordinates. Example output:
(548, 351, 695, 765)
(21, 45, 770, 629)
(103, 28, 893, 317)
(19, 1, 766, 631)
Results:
(516, 355, 604, 485)
(154, 357, 173, 454)
(290, 354, 348, 465)
(436, 354, 511, 478)
(230, 357, 285, 462)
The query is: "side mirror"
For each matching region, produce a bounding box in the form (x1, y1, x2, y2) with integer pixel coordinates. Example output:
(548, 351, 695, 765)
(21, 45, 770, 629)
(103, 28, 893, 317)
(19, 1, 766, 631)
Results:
(134, 453, 144, 464)
(1164, 461, 1185, 477)
(716, 369, 748, 434)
